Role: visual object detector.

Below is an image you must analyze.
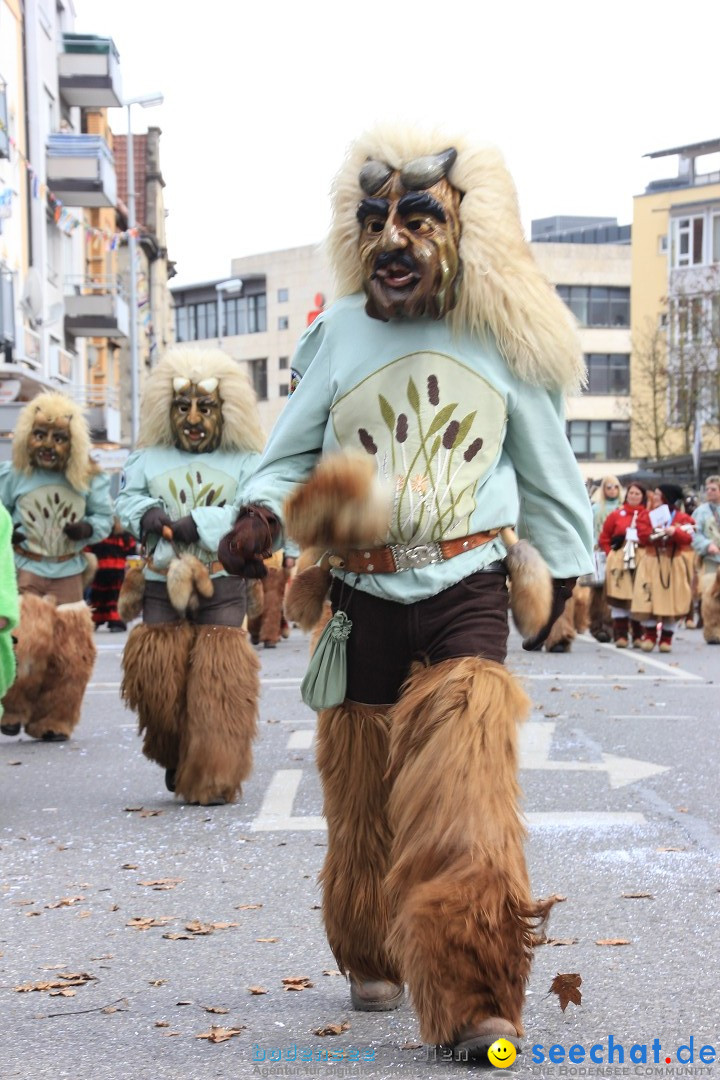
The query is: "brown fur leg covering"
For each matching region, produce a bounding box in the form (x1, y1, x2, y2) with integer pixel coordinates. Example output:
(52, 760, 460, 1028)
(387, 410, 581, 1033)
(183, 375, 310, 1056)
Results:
(1, 594, 55, 731)
(386, 658, 547, 1044)
(257, 566, 286, 645)
(701, 569, 720, 643)
(573, 584, 591, 633)
(589, 584, 612, 641)
(544, 596, 576, 651)
(175, 626, 260, 805)
(121, 621, 195, 769)
(25, 602, 96, 739)
(316, 702, 401, 984)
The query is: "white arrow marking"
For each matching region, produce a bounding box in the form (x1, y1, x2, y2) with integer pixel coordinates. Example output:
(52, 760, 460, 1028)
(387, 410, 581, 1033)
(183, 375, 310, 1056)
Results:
(520, 722, 669, 788)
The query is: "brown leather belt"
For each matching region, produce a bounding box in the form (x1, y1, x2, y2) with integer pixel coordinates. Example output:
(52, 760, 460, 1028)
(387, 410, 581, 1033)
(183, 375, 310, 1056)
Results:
(14, 546, 77, 563)
(328, 528, 503, 574)
(147, 558, 226, 576)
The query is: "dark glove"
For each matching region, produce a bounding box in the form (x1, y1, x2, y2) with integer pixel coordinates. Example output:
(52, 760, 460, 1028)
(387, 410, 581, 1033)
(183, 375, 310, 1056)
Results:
(610, 533, 625, 551)
(171, 514, 200, 545)
(522, 577, 577, 652)
(63, 520, 93, 541)
(11, 526, 26, 546)
(218, 505, 281, 578)
(140, 506, 173, 541)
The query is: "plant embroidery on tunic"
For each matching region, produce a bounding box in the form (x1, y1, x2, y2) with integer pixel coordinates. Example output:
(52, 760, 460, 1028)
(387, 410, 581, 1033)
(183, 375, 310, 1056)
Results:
(331, 352, 507, 544)
(18, 485, 85, 556)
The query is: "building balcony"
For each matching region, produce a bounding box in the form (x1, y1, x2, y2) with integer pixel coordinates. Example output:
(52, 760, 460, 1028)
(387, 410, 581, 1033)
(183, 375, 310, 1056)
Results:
(46, 134, 117, 208)
(58, 33, 123, 108)
(64, 277, 129, 338)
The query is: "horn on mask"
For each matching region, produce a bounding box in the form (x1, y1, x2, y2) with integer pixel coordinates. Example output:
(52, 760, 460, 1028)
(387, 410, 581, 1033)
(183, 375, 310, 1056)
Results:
(401, 148, 457, 191)
(359, 159, 393, 195)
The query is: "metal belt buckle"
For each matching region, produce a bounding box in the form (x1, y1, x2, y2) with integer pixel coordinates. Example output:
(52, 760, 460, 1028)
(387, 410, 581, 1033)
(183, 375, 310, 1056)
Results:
(390, 541, 444, 571)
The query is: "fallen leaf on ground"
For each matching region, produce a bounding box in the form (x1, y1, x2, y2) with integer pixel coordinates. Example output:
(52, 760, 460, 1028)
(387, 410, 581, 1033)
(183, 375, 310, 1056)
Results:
(203, 1006, 229, 1014)
(176, 1000, 193, 1006)
(185, 921, 215, 935)
(14, 972, 96, 993)
(155, 1021, 170, 1028)
(543, 938, 578, 946)
(313, 1022, 351, 1036)
(596, 938, 631, 946)
(657, 846, 686, 852)
(140, 809, 163, 818)
(256, 937, 279, 943)
(7, 761, 22, 766)
(248, 986, 267, 995)
(101, 1005, 118, 1014)
(282, 976, 313, 991)
(25, 911, 41, 917)
(622, 892, 653, 899)
(121, 863, 138, 870)
(49, 988, 76, 997)
(126, 916, 175, 930)
(549, 973, 582, 1012)
(401, 1042, 423, 1050)
(45, 896, 85, 908)
(235, 903, 262, 910)
(124, 807, 142, 813)
(195, 1026, 245, 1043)
(676, 807, 688, 813)
(163, 932, 194, 940)
(322, 970, 342, 976)
(149, 979, 167, 986)
(13, 899, 35, 906)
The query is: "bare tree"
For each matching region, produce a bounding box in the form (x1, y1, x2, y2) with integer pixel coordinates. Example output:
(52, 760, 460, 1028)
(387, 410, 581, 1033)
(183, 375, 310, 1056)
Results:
(631, 318, 673, 460)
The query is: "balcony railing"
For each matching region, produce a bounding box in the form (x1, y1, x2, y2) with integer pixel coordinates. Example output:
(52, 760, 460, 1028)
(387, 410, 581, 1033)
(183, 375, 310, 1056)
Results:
(58, 34, 122, 108)
(64, 276, 129, 338)
(46, 133, 117, 208)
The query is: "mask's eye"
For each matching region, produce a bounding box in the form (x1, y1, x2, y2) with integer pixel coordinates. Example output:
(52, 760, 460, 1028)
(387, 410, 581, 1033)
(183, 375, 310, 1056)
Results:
(52, 432, 69, 444)
(366, 219, 384, 234)
(406, 218, 425, 232)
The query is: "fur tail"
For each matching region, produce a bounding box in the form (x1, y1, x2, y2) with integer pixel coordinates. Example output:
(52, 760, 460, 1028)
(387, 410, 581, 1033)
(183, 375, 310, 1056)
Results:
(284, 451, 391, 549)
(501, 528, 553, 638)
(118, 566, 146, 623)
(166, 554, 214, 615)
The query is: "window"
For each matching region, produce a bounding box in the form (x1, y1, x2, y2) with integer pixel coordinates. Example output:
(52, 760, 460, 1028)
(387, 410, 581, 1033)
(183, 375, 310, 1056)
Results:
(249, 358, 267, 401)
(174, 302, 215, 341)
(278, 315, 289, 330)
(279, 383, 289, 397)
(672, 215, 704, 267)
(584, 354, 630, 395)
(277, 288, 289, 303)
(658, 234, 668, 255)
(566, 420, 630, 460)
(556, 286, 630, 327)
(220, 293, 267, 336)
(278, 355, 289, 369)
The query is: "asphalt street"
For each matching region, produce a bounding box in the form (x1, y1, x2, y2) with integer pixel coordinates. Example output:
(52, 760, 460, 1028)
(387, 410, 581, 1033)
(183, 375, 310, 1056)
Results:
(1, 619, 718, 1080)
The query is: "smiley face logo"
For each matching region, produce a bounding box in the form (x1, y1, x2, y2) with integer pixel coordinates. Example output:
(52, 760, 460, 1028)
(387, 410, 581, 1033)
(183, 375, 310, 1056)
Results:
(487, 1038, 517, 1068)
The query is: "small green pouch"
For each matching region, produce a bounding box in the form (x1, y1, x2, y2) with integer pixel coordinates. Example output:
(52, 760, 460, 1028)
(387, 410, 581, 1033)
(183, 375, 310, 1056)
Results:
(300, 610, 353, 710)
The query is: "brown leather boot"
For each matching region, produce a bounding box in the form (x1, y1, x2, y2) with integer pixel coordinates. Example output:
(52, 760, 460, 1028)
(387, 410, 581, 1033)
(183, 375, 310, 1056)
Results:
(453, 1017, 520, 1061)
(349, 975, 405, 1012)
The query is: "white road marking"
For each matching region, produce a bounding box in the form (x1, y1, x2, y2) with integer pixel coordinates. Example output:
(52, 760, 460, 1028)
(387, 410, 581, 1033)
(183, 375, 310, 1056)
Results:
(251, 770, 649, 832)
(520, 721, 669, 788)
(287, 730, 314, 750)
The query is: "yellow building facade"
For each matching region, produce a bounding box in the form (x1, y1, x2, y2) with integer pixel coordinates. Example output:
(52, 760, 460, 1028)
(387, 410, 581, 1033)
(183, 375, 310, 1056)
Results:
(631, 140, 720, 462)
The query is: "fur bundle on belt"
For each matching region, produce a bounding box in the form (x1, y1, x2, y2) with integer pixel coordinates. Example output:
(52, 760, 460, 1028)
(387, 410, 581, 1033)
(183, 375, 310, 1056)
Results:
(118, 567, 146, 623)
(285, 547, 331, 631)
(166, 554, 214, 615)
(501, 528, 553, 638)
(284, 452, 391, 549)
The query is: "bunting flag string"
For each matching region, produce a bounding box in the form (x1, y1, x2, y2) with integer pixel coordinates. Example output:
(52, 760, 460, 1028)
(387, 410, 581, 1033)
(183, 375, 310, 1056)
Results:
(1, 120, 141, 249)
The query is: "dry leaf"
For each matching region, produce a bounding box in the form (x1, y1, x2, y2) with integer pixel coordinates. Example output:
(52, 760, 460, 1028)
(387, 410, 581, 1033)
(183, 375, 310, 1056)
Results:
(126, 916, 174, 930)
(78, 911, 91, 918)
(676, 806, 688, 813)
(25, 911, 41, 917)
(45, 895, 85, 908)
(140, 809, 163, 818)
(14, 972, 95, 993)
(13, 899, 35, 906)
(155, 1021, 170, 1028)
(282, 976, 313, 991)
(248, 986, 268, 995)
(176, 1000, 193, 1006)
(256, 936, 279, 943)
(313, 1022, 351, 1036)
(549, 973, 582, 1012)
(544, 938, 578, 946)
(195, 1026, 245, 1043)
(622, 892, 653, 899)
(138, 879, 183, 890)
(90, 955, 113, 961)
(121, 863, 138, 870)
(7, 760, 22, 766)
(123, 808, 142, 814)
(204, 1006, 229, 1014)
(549, 686, 562, 692)
(402, 1042, 423, 1050)
(163, 932, 193, 940)
(149, 979, 167, 986)
(657, 846, 686, 852)
(235, 903, 262, 911)
(185, 921, 215, 935)
(49, 988, 76, 997)
(102, 1005, 118, 1014)
(596, 938, 631, 946)
(322, 970, 343, 977)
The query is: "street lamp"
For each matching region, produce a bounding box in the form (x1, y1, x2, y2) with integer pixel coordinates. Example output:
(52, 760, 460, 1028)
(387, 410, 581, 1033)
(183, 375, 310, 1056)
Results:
(215, 278, 243, 345)
(125, 92, 164, 447)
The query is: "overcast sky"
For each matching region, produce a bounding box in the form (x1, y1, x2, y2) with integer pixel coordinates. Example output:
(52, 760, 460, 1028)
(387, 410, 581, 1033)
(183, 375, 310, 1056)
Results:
(74, 0, 719, 287)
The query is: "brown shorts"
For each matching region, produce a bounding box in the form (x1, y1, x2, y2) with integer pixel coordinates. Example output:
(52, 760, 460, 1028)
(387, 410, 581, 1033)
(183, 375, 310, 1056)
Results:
(17, 570, 84, 605)
(143, 576, 248, 627)
(330, 569, 509, 706)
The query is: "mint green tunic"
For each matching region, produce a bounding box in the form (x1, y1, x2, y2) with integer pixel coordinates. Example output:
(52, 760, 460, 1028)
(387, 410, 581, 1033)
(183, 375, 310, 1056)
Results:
(241, 294, 593, 604)
(0, 462, 113, 579)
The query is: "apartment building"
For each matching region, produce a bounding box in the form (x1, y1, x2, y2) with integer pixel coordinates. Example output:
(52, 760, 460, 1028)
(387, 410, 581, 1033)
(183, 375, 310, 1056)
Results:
(631, 139, 720, 473)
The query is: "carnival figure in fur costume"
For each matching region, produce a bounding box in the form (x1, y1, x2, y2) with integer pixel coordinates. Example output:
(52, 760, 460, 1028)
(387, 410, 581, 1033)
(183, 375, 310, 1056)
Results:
(0, 393, 111, 741)
(116, 347, 264, 806)
(218, 127, 593, 1057)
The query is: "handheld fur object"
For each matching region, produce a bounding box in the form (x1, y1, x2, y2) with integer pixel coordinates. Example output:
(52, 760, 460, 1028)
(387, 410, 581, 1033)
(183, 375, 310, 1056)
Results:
(284, 452, 391, 549)
(166, 554, 214, 616)
(285, 564, 332, 632)
(118, 566, 146, 623)
(701, 568, 720, 644)
(501, 528, 553, 638)
(81, 552, 98, 590)
(246, 579, 265, 622)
